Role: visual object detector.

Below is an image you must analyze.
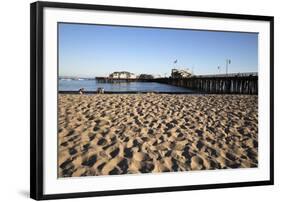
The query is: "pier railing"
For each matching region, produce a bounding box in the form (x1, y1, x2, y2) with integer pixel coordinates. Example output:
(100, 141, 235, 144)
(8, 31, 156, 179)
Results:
(193, 72, 258, 78)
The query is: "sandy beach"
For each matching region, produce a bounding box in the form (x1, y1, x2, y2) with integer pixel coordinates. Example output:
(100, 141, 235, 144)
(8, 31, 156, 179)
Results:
(58, 94, 258, 177)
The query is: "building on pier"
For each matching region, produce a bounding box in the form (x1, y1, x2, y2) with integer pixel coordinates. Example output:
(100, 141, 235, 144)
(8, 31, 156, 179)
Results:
(109, 71, 136, 79)
(171, 68, 192, 78)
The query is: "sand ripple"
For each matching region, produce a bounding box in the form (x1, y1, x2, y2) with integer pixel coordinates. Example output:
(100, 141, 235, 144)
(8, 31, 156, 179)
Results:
(58, 94, 258, 177)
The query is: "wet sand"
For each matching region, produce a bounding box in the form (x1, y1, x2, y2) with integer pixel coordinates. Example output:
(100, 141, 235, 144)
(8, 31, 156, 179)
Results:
(58, 94, 258, 177)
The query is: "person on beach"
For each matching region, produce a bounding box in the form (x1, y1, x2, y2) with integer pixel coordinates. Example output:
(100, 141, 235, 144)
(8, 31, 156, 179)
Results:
(97, 87, 104, 94)
(78, 88, 84, 94)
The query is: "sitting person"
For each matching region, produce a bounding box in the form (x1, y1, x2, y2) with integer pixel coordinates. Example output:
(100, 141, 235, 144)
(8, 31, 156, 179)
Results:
(78, 88, 85, 95)
(97, 87, 104, 94)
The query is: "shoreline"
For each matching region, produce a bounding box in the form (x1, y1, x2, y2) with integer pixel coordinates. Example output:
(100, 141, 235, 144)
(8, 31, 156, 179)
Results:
(59, 91, 196, 94)
(58, 91, 257, 95)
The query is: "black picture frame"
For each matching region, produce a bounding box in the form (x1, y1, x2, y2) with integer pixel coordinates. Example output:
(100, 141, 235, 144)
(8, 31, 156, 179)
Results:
(30, 1, 274, 200)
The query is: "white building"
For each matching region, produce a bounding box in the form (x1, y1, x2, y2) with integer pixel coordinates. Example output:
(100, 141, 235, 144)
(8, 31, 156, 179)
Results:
(153, 74, 162, 78)
(171, 68, 192, 78)
(109, 71, 136, 79)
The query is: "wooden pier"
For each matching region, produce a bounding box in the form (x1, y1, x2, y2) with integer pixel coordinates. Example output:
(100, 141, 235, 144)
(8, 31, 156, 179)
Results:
(94, 73, 258, 94)
(95, 77, 138, 83)
(155, 74, 258, 94)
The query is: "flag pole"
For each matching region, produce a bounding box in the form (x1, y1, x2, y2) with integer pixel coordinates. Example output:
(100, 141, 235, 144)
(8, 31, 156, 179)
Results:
(225, 59, 231, 75)
(226, 59, 228, 75)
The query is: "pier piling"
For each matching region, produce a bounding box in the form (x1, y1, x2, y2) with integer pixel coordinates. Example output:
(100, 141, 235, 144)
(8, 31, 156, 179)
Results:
(155, 75, 258, 94)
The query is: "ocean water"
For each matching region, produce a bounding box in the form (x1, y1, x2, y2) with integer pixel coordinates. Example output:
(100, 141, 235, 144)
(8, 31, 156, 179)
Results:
(59, 79, 193, 93)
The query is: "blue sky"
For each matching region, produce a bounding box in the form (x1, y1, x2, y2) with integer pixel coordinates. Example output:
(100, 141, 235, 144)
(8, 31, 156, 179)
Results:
(59, 23, 258, 77)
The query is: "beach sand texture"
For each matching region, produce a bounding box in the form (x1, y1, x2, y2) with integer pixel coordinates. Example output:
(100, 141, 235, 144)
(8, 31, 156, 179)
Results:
(58, 94, 258, 177)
